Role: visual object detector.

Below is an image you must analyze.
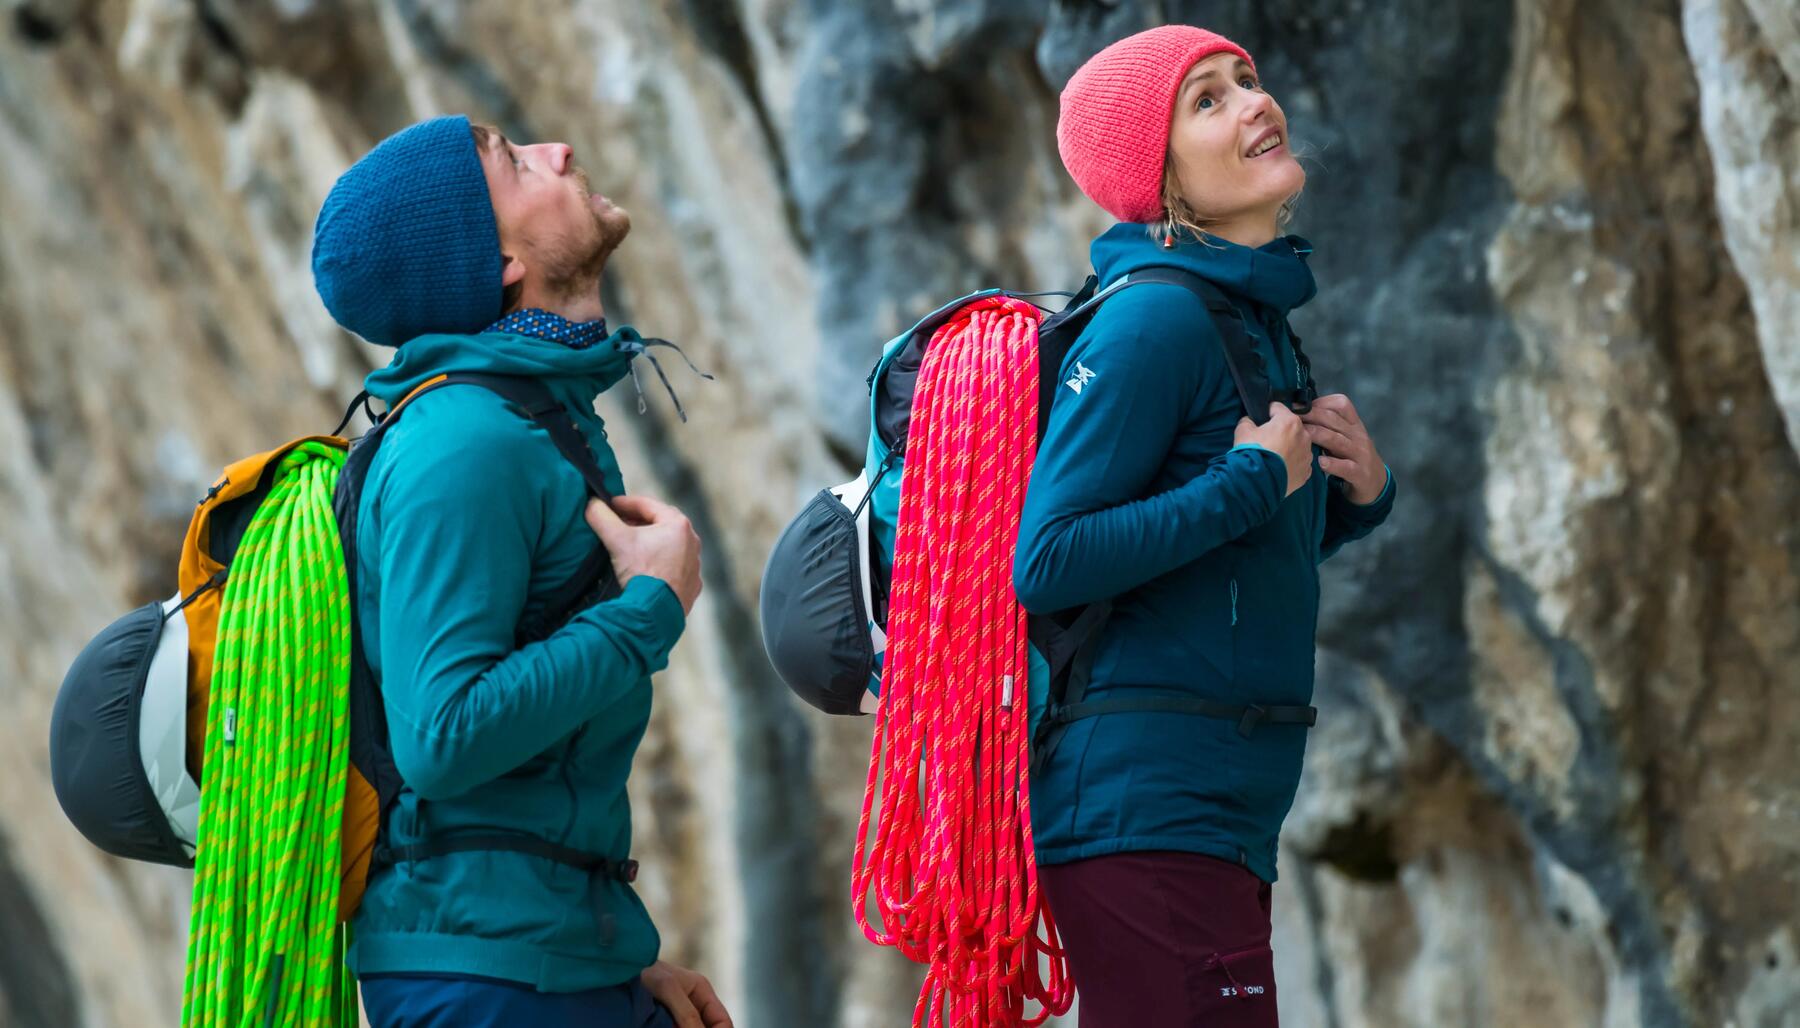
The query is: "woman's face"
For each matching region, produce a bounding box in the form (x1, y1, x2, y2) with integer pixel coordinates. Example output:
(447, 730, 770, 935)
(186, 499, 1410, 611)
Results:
(1166, 52, 1305, 236)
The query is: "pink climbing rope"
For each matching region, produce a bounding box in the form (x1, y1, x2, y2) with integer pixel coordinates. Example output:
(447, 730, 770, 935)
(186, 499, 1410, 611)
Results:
(851, 295, 1073, 1027)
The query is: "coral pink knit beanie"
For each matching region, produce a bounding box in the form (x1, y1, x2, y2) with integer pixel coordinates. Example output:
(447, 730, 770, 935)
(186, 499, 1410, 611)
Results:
(1057, 26, 1256, 224)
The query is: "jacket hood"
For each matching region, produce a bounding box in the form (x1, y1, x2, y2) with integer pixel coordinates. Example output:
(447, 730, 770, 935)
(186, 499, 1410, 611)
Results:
(365, 326, 644, 410)
(1091, 223, 1318, 316)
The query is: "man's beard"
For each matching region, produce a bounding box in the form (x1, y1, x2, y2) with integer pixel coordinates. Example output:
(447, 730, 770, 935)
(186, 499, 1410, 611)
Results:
(541, 168, 629, 298)
(540, 215, 623, 296)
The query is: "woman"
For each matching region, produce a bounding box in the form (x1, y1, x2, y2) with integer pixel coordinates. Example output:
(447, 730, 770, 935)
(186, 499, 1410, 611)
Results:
(1013, 25, 1397, 1028)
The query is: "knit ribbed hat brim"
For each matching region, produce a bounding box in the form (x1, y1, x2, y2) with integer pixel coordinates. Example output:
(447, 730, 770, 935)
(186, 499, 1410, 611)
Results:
(312, 115, 503, 347)
(1057, 26, 1256, 224)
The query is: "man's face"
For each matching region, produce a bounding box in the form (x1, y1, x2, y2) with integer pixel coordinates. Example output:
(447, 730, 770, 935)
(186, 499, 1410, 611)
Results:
(472, 124, 630, 300)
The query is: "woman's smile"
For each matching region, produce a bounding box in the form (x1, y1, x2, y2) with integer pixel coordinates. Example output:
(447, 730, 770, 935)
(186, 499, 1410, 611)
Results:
(1246, 128, 1286, 159)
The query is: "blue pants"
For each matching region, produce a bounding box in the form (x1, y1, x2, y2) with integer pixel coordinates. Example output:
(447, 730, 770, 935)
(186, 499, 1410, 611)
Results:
(361, 974, 675, 1028)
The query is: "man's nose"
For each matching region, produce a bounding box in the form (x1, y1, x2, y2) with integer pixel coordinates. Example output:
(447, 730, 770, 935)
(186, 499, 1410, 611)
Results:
(530, 143, 573, 175)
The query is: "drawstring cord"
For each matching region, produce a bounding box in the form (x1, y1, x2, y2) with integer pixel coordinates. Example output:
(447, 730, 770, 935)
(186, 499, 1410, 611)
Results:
(1211, 951, 1251, 997)
(613, 329, 715, 423)
(333, 328, 716, 436)
(332, 390, 383, 437)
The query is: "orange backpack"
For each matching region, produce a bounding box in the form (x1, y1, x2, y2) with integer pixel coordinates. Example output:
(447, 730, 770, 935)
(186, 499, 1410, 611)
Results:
(49, 373, 622, 919)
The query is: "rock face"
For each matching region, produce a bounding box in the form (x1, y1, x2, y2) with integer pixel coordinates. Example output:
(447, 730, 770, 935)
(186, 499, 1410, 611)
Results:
(0, 1, 1794, 1026)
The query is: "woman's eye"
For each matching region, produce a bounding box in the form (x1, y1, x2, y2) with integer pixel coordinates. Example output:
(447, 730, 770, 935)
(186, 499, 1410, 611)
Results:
(1240, 77, 1259, 90)
(1197, 95, 1216, 110)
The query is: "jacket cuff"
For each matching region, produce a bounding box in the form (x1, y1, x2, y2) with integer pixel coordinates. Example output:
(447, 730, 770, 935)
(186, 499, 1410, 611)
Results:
(1230, 444, 1290, 523)
(1332, 465, 1395, 521)
(622, 575, 687, 653)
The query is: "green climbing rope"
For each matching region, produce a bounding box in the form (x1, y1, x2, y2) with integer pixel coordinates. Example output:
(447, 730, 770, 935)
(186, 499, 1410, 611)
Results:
(182, 440, 358, 1028)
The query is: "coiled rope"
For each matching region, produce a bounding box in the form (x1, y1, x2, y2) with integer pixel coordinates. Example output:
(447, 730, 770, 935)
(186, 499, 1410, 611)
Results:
(852, 296, 1072, 1027)
(182, 440, 357, 1028)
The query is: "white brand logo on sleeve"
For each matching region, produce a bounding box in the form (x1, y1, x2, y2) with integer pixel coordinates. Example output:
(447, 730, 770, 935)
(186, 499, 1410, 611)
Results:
(1065, 361, 1096, 395)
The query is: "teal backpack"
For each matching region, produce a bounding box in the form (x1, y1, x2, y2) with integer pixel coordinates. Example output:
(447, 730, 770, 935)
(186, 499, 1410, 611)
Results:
(758, 269, 1321, 763)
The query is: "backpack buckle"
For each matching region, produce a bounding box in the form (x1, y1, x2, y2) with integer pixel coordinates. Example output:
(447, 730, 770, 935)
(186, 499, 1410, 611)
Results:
(198, 476, 230, 506)
(1237, 704, 1268, 739)
(1290, 381, 1317, 414)
(1272, 387, 1315, 416)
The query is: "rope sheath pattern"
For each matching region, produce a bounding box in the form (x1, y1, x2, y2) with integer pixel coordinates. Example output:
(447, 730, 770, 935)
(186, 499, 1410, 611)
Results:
(852, 296, 1073, 1027)
(182, 440, 357, 1028)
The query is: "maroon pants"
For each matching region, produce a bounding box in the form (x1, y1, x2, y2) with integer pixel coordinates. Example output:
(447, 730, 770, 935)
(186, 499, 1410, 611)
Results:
(1039, 851, 1278, 1028)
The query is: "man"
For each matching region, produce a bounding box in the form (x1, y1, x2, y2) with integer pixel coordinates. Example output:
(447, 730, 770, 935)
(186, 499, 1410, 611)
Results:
(311, 115, 730, 1028)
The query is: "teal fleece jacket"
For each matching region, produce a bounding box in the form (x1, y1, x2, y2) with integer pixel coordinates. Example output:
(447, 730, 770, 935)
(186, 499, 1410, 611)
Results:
(347, 329, 687, 990)
(1014, 225, 1395, 882)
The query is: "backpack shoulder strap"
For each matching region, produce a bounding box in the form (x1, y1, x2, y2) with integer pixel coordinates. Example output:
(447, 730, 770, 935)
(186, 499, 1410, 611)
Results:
(338, 373, 622, 662)
(434, 373, 618, 504)
(1116, 267, 1277, 426)
(1038, 267, 1298, 427)
(1026, 602, 1113, 776)
(428, 373, 623, 640)
(355, 372, 618, 502)
(1033, 276, 1099, 441)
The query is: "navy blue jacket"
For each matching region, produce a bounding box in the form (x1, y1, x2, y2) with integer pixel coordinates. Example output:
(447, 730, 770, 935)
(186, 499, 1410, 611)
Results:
(1014, 224, 1395, 881)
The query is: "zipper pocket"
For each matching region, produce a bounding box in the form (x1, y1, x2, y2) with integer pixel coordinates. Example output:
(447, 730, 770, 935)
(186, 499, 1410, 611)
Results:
(1229, 578, 1239, 627)
(1206, 942, 1271, 967)
(560, 725, 587, 842)
(1206, 942, 1273, 998)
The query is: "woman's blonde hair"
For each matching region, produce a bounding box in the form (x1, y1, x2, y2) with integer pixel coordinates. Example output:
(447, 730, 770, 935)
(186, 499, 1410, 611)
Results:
(1149, 149, 1304, 246)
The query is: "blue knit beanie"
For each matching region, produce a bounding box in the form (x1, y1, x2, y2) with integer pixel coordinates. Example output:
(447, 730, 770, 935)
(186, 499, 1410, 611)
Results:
(311, 115, 502, 347)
